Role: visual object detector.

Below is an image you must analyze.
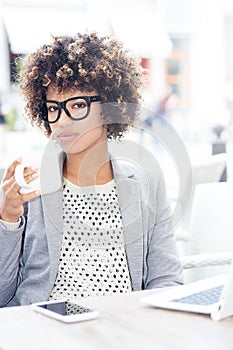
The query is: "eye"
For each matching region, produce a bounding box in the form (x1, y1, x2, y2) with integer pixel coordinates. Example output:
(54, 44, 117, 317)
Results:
(47, 104, 59, 113)
(72, 101, 87, 109)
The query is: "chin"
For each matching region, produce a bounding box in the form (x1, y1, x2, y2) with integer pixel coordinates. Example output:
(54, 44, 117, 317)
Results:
(63, 140, 98, 155)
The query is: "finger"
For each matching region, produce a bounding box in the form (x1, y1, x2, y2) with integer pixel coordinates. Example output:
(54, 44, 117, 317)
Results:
(20, 190, 41, 203)
(3, 157, 23, 181)
(23, 167, 39, 184)
(1, 175, 21, 193)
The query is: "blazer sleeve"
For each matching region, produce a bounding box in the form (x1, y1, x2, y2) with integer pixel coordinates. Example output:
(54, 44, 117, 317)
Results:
(0, 217, 26, 306)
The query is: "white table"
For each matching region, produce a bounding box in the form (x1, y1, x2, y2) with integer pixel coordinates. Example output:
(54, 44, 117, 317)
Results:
(0, 289, 232, 350)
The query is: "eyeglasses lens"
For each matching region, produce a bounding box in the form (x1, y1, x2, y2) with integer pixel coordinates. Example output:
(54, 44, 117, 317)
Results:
(46, 98, 88, 122)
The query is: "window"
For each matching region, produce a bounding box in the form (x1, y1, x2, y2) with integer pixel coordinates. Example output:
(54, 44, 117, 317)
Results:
(165, 36, 190, 110)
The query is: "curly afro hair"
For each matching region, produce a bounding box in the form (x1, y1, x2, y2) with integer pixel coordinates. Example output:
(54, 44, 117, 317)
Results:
(18, 32, 143, 138)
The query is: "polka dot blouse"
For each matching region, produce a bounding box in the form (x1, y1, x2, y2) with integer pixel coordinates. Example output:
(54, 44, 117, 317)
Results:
(50, 178, 132, 300)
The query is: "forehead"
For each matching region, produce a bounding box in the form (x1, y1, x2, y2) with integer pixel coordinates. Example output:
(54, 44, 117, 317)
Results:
(46, 86, 98, 101)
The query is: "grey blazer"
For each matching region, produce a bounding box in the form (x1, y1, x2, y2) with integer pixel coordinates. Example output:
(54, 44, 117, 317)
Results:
(0, 145, 183, 307)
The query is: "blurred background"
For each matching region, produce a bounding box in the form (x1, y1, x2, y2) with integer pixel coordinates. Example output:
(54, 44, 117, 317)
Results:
(1, 0, 233, 179)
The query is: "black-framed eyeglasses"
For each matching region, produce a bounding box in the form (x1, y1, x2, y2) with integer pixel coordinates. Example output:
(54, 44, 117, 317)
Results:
(39, 95, 101, 123)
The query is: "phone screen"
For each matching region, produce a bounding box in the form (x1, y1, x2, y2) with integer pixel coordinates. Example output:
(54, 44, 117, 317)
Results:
(38, 301, 93, 316)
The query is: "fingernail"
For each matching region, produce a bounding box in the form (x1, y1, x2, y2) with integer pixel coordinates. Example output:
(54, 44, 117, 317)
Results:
(31, 165, 39, 171)
(31, 172, 39, 178)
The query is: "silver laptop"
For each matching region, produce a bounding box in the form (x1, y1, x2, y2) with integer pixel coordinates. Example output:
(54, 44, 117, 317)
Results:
(140, 260, 233, 321)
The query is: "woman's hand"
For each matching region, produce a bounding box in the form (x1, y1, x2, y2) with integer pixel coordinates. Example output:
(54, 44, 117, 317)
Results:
(0, 158, 40, 222)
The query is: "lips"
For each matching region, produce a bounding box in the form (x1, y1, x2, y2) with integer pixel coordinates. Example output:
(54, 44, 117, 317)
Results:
(57, 132, 79, 143)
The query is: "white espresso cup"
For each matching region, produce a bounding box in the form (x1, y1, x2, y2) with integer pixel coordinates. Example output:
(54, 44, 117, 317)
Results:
(14, 163, 40, 194)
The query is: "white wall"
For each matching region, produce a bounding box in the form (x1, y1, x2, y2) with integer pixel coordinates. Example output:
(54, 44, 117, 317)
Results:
(0, 16, 11, 99)
(190, 0, 226, 131)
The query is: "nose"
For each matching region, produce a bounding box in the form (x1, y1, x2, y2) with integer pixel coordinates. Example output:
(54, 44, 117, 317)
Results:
(57, 108, 73, 127)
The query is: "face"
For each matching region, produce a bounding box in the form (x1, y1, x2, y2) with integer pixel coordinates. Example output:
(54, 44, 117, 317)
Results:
(47, 87, 106, 155)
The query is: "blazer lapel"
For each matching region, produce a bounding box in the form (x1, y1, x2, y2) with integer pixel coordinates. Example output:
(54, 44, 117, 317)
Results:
(40, 139, 64, 289)
(111, 158, 144, 291)
(42, 190, 63, 289)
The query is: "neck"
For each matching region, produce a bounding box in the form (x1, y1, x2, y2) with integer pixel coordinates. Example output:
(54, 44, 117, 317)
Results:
(64, 142, 113, 186)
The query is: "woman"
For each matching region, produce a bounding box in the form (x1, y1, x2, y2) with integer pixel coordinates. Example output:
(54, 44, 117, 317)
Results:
(0, 32, 183, 307)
